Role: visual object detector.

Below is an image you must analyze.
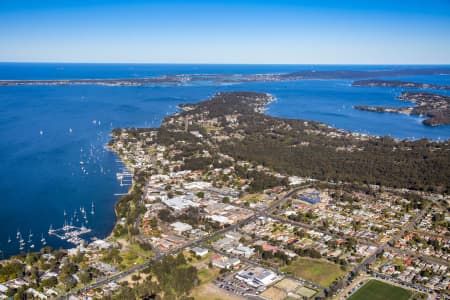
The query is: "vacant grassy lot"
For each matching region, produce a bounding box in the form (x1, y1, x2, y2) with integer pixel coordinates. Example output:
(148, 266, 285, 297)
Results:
(241, 193, 267, 203)
(348, 280, 412, 300)
(197, 267, 220, 284)
(275, 278, 300, 292)
(280, 257, 345, 287)
(190, 282, 244, 300)
(296, 286, 317, 298)
(188, 266, 235, 300)
(260, 287, 287, 300)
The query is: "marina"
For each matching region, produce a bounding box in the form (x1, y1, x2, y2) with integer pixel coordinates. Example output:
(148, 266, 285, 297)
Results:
(46, 206, 97, 246)
(2, 203, 98, 254)
(48, 224, 92, 246)
(116, 167, 133, 187)
(0, 154, 130, 257)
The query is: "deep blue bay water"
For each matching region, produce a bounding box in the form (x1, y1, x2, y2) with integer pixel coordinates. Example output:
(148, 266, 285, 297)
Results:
(0, 63, 449, 258)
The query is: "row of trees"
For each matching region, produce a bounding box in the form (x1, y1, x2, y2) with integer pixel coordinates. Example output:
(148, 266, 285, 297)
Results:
(219, 111, 449, 193)
(158, 91, 449, 192)
(235, 166, 288, 192)
(108, 253, 198, 300)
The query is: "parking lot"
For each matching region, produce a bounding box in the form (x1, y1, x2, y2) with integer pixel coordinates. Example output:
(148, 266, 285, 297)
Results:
(213, 270, 261, 297)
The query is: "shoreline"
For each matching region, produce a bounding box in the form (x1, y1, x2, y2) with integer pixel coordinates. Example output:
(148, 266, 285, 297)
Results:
(105, 145, 136, 242)
(106, 90, 449, 241)
(1, 90, 448, 259)
(355, 92, 450, 127)
(1, 66, 450, 87)
(1, 91, 448, 299)
(78, 85, 450, 254)
(0, 89, 447, 260)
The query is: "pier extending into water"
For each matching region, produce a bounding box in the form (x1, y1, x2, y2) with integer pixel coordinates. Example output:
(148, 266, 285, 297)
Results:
(116, 168, 133, 187)
(48, 224, 92, 246)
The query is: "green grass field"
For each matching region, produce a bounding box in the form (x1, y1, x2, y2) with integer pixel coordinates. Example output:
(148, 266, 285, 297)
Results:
(280, 257, 345, 287)
(348, 280, 412, 300)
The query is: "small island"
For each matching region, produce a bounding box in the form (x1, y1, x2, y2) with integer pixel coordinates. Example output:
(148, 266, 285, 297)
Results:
(355, 92, 450, 126)
(352, 79, 450, 90)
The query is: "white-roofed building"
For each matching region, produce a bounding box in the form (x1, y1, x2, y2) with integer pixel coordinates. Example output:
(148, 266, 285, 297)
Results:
(184, 181, 212, 190)
(162, 195, 198, 210)
(90, 239, 112, 250)
(211, 254, 240, 269)
(170, 222, 193, 234)
(236, 267, 279, 287)
(207, 215, 230, 225)
(191, 247, 209, 257)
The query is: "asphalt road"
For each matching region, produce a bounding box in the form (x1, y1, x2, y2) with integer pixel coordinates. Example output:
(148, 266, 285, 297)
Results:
(61, 185, 436, 299)
(59, 186, 308, 299)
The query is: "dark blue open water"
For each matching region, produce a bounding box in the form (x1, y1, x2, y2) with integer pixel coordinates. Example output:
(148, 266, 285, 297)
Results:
(0, 63, 449, 258)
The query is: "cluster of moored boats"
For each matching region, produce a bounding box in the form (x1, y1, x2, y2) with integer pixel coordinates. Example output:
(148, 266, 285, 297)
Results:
(48, 224, 92, 246)
(3, 154, 129, 255)
(63, 202, 95, 226)
(6, 201, 96, 253)
(1, 128, 133, 256)
(48, 202, 95, 245)
(9, 229, 46, 252)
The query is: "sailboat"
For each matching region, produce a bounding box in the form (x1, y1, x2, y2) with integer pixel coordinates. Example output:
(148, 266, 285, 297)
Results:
(8, 236, 11, 243)
(19, 234, 25, 249)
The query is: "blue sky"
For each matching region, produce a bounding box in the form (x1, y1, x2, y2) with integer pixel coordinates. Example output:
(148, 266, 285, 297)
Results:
(1, 0, 450, 64)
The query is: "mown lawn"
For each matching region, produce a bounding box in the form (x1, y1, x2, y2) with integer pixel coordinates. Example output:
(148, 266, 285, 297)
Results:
(280, 257, 345, 287)
(348, 280, 412, 300)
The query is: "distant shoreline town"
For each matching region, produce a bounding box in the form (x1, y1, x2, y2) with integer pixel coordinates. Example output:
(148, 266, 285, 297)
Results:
(2, 67, 450, 127)
(0, 67, 449, 86)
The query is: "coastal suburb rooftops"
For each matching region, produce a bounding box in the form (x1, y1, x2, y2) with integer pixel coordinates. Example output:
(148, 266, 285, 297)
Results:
(236, 267, 279, 287)
(184, 181, 212, 190)
(207, 215, 231, 224)
(191, 247, 209, 257)
(162, 195, 199, 210)
(170, 222, 193, 233)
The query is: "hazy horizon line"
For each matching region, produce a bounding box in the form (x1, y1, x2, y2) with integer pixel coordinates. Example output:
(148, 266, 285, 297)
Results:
(1, 61, 450, 66)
